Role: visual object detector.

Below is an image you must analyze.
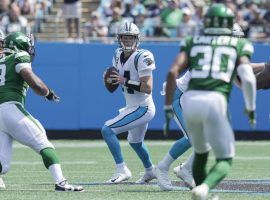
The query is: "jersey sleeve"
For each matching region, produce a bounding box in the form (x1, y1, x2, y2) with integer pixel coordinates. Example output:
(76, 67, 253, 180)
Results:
(180, 36, 193, 53)
(237, 39, 254, 59)
(112, 48, 121, 67)
(14, 51, 32, 73)
(137, 50, 155, 77)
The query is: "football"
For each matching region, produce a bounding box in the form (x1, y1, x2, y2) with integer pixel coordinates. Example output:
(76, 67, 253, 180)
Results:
(104, 66, 119, 93)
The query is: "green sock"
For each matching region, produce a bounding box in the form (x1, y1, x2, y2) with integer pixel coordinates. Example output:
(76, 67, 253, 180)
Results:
(40, 148, 60, 169)
(193, 152, 209, 186)
(204, 158, 232, 189)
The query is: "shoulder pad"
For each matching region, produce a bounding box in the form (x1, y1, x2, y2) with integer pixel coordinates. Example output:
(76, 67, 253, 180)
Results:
(14, 51, 31, 63)
(15, 51, 30, 59)
(238, 38, 254, 59)
(134, 49, 149, 71)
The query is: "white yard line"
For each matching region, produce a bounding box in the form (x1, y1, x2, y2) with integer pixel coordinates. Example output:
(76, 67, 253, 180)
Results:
(11, 161, 97, 165)
(13, 141, 270, 148)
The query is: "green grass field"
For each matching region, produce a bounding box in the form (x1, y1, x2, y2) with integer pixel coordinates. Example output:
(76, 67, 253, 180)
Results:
(1, 140, 270, 200)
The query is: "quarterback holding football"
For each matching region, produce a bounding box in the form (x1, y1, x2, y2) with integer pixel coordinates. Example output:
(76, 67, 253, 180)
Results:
(101, 22, 157, 184)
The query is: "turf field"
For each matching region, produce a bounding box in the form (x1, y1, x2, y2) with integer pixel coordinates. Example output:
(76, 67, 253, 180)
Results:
(1, 140, 270, 200)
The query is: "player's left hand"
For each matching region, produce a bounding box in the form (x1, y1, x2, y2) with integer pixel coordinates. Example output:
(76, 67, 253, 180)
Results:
(45, 89, 60, 102)
(163, 105, 174, 136)
(244, 109, 256, 129)
(109, 71, 126, 85)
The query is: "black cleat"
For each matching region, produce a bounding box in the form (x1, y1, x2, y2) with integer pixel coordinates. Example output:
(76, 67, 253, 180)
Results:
(55, 180, 84, 192)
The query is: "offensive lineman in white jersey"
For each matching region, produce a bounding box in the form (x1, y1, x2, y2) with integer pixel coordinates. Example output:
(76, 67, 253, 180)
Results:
(101, 22, 156, 184)
(156, 23, 269, 191)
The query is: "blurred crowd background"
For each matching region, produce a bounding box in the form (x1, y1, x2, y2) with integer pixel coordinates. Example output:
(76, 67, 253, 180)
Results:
(0, 0, 269, 42)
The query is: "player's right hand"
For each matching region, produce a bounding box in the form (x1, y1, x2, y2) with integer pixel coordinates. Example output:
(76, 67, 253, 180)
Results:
(163, 105, 174, 136)
(46, 89, 60, 102)
(245, 109, 256, 129)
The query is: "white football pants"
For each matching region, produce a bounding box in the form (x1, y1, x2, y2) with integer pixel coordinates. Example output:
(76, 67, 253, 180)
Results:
(182, 91, 235, 159)
(0, 102, 54, 174)
(105, 103, 155, 143)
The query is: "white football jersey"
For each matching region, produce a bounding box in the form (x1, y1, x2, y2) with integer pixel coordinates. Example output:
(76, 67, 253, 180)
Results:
(112, 48, 156, 107)
(176, 71, 191, 92)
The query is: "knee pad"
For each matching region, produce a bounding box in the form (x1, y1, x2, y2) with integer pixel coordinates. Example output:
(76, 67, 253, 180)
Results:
(127, 134, 143, 143)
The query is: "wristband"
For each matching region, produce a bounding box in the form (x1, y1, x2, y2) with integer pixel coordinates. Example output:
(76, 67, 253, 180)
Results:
(45, 88, 50, 97)
(164, 105, 173, 110)
(125, 80, 141, 92)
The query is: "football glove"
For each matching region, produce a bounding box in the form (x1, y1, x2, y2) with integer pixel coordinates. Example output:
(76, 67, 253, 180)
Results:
(46, 89, 60, 102)
(163, 105, 174, 136)
(244, 109, 256, 129)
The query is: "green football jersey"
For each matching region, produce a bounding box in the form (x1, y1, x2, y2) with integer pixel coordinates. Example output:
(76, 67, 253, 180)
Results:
(181, 35, 254, 99)
(0, 51, 31, 105)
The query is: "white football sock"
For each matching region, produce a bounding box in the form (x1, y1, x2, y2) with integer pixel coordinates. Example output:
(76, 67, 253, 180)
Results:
(116, 162, 126, 170)
(158, 153, 175, 171)
(48, 164, 65, 183)
(182, 152, 195, 172)
(145, 165, 153, 172)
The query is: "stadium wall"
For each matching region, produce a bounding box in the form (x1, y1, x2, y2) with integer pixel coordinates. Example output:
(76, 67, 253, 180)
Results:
(27, 42, 270, 138)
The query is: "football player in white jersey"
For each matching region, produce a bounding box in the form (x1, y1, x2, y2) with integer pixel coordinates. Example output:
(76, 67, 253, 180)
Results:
(101, 22, 156, 184)
(158, 70, 195, 190)
(155, 23, 269, 191)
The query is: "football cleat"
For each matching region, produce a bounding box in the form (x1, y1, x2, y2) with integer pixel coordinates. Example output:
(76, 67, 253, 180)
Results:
(174, 164, 195, 189)
(135, 167, 156, 184)
(106, 166, 132, 184)
(191, 183, 209, 200)
(0, 176, 6, 188)
(155, 166, 173, 191)
(55, 180, 84, 192)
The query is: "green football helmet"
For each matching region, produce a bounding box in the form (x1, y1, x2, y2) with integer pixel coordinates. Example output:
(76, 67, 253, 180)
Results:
(3, 32, 35, 58)
(204, 3, 234, 35)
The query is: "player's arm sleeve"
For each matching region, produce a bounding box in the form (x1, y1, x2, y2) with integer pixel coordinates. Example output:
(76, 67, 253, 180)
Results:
(137, 51, 155, 78)
(238, 39, 254, 59)
(237, 63, 256, 111)
(14, 52, 32, 73)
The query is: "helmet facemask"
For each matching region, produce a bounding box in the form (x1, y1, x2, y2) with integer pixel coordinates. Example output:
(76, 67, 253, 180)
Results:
(118, 34, 139, 53)
(27, 33, 35, 60)
(0, 30, 5, 57)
